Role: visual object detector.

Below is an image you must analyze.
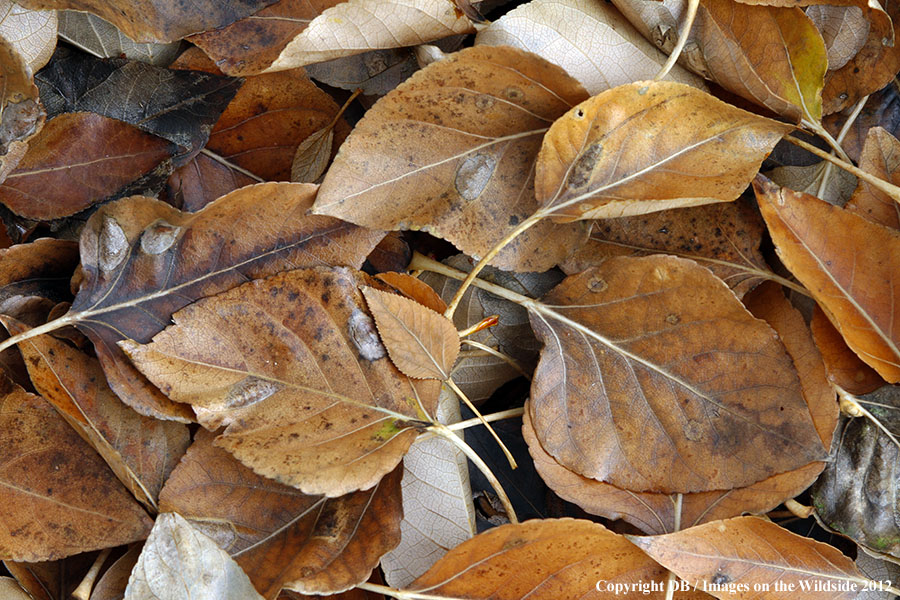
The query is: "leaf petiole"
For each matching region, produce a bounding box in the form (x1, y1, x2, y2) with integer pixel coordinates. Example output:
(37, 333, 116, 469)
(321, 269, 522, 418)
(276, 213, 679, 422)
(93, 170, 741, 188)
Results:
(445, 379, 517, 469)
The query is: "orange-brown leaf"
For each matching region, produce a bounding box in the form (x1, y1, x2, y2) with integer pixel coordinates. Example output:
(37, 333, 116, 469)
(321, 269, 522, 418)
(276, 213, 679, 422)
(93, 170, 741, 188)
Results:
(811, 305, 885, 394)
(847, 126, 900, 229)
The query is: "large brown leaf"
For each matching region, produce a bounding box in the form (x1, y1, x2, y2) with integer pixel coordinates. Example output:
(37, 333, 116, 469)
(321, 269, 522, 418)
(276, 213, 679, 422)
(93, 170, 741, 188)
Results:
(313, 45, 590, 272)
(0, 375, 151, 561)
(123, 267, 439, 496)
(535, 81, 790, 221)
(528, 255, 826, 493)
(159, 430, 402, 599)
(6, 317, 189, 509)
(847, 126, 900, 230)
(64, 182, 383, 421)
(754, 176, 900, 382)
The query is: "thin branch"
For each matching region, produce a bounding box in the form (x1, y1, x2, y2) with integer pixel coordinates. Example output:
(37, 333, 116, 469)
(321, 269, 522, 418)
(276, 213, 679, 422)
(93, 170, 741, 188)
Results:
(71, 548, 112, 600)
(445, 379, 517, 469)
(446, 407, 525, 432)
(459, 339, 531, 379)
(815, 95, 868, 199)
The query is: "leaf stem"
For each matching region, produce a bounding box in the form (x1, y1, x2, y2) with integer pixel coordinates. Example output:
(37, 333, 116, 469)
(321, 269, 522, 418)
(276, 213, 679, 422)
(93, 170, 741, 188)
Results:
(836, 384, 900, 452)
(0, 313, 78, 355)
(664, 493, 684, 600)
(654, 0, 700, 82)
(814, 95, 868, 199)
(446, 407, 525, 432)
(430, 422, 519, 524)
(802, 119, 852, 164)
(445, 379, 517, 469)
(71, 548, 111, 600)
(459, 339, 531, 379)
(410, 252, 533, 307)
(354, 582, 468, 600)
(784, 498, 815, 519)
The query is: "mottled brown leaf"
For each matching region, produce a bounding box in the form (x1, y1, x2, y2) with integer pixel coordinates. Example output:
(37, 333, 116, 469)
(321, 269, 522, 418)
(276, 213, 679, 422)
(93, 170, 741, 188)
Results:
(162, 152, 257, 212)
(0, 32, 44, 185)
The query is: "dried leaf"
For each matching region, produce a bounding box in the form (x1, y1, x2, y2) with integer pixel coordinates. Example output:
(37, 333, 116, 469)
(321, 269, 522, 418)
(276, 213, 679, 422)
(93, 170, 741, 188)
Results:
(265, 0, 476, 72)
(475, 0, 704, 95)
(291, 127, 334, 183)
(535, 81, 790, 221)
(766, 160, 857, 206)
(0, 113, 175, 220)
(374, 272, 447, 315)
(159, 430, 402, 598)
(123, 267, 439, 496)
(561, 199, 770, 298)
(90, 545, 141, 600)
(3, 555, 97, 600)
(529, 255, 826, 493)
(0, 31, 44, 185)
(806, 5, 869, 72)
(754, 176, 900, 382)
(630, 516, 872, 597)
(57, 11, 181, 66)
(857, 551, 900, 600)
(0, 0, 56, 72)
(848, 126, 900, 229)
(304, 48, 421, 96)
(0, 375, 152, 561)
(823, 84, 900, 163)
(812, 305, 885, 394)
(68, 182, 383, 421)
(314, 45, 590, 272)
(124, 513, 264, 600)
(363, 286, 459, 380)
(162, 152, 257, 213)
(6, 317, 189, 509)
(0, 577, 32, 600)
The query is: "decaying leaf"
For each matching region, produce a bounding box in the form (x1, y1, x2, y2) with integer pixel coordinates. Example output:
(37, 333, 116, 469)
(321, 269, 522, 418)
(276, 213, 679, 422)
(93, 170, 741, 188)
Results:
(857, 551, 900, 600)
(754, 176, 900, 382)
(812, 305, 885, 395)
(159, 430, 402, 598)
(314, 45, 590, 272)
(304, 48, 422, 97)
(475, 0, 704, 95)
(68, 182, 383, 421)
(535, 81, 790, 221)
(0, 0, 56, 72)
(806, 5, 869, 72)
(0, 375, 152, 561)
(57, 11, 181, 66)
(847, 126, 900, 229)
(291, 126, 335, 183)
(123, 267, 439, 497)
(528, 255, 826, 493)
(124, 513, 264, 600)
(766, 160, 858, 207)
(0, 30, 44, 185)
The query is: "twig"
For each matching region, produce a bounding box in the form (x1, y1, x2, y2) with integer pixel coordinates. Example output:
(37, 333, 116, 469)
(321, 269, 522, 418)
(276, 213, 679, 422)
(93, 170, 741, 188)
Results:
(445, 379, 517, 469)
(446, 407, 525, 431)
(654, 0, 700, 82)
(815, 95, 868, 199)
(71, 548, 111, 600)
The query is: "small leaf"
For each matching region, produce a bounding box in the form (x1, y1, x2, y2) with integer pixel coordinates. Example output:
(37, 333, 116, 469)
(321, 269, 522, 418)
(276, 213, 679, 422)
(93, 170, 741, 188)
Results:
(291, 127, 334, 183)
(0, 30, 44, 185)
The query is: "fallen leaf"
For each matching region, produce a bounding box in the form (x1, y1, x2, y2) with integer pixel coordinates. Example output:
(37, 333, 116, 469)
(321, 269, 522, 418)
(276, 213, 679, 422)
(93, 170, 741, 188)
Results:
(123, 267, 439, 496)
(560, 199, 771, 298)
(291, 126, 334, 183)
(823, 84, 900, 162)
(766, 160, 857, 206)
(0, 577, 31, 600)
(812, 305, 884, 394)
(0, 0, 56, 72)
(314, 45, 590, 272)
(68, 182, 383, 421)
(3, 554, 97, 600)
(12, 0, 279, 43)
(304, 48, 421, 96)
(0, 31, 44, 185)
(475, 0, 705, 95)
(630, 515, 872, 597)
(856, 551, 900, 600)
(374, 272, 447, 315)
(0, 375, 152, 561)
(264, 0, 476, 72)
(754, 175, 900, 382)
(535, 81, 790, 221)
(528, 255, 826, 493)
(159, 430, 402, 599)
(0, 112, 175, 220)
(162, 152, 258, 212)
(6, 317, 189, 509)
(124, 513, 264, 600)
(806, 5, 869, 72)
(57, 11, 181, 66)
(89, 545, 141, 600)
(847, 126, 900, 229)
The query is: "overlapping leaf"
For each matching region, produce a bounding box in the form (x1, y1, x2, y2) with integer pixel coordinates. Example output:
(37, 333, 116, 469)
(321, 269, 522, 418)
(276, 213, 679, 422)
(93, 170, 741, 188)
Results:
(812, 306, 884, 394)
(57, 11, 180, 65)
(0, 0, 56, 72)
(848, 126, 900, 229)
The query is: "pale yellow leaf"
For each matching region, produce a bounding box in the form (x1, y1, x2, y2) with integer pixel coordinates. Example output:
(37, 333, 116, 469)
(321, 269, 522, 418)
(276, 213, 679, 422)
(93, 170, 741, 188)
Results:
(0, 0, 56, 72)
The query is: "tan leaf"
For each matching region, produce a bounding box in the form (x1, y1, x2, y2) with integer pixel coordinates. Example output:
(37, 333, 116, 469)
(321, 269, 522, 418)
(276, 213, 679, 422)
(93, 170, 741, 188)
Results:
(0, 577, 32, 600)
(123, 267, 439, 497)
(124, 513, 264, 600)
(312, 45, 590, 272)
(0, 376, 152, 561)
(630, 516, 872, 598)
(754, 175, 900, 382)
(806, 5, 870, 72)
(264, 0, 476, 72)
(535, 81, 790, 221)
(57, 11, 179, 65)
(66, 182, 383, 422)
(291, 126, 334, 183)
(0, 32, 44, 185)
(159, 430, 402, 599)
(362, 286, 459, 380)
(811, 305, 884, 394)
(0, 0, 56, 72)
(474, 0, 704, 95)
(374, 272, 447, 315)
(528, 255, 826, 493)
(5, 317, 189, 509)
(90, 546, 141, 600)
(766, 160, 857, 206)
(848, 126, 900, 229)
(0, 112, 175, 220)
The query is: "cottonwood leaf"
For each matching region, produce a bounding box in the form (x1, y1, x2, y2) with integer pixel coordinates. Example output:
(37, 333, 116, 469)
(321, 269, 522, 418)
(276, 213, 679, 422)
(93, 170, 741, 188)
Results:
(0, 0, 56, 72)
(535, 81, 790, 221)
(823, 84, 900, 163)
(6, 317, 189, 509)
(362, 286, 459, 380)
(848, 127, 900, 229)
(159, 430, 402, 599)
(264, 0, 476, 72)
(528, 255, 826, 493)
(0, 113, 175, 220)
(314, 45, 590, 272)
(754, 176, 900, 382)
(806, 5, 869, 72)
(375, 272, 447, 314)
(13, 0, 279, 43)
(57, 11, 181, 66)
(630, 516, 872, 597)
(613, 0, 827, 123)
(304, 47, 421, 96)
(66, 182, 383, 422)
(812, 306, 885, 394)
(561, 199, 770, 298)
(125, 513, 263, 600)
(123, 267, 439, 497)
(0, 375, 151, 561)
(475, 0, 704, 95)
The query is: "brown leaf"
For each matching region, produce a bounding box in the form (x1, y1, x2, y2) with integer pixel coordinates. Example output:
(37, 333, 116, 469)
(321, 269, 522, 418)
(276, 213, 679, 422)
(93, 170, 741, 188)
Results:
(812, 305, 884, 394)
(313, 45, 590, 272)
(159, 430, 402, 599)
(304, 48, 422, 97)
(561, 199, 770, 298)
(362, 286, 459, 380)
(3, 554, 98, 600)
(162, 152, 257, 212)
(0, 112, 175, 220)
(123, 267, 439, 496)
(766, 160, 858, 206)
(528, 255, 826, 493)
(754, 175, 900, 382)
(535, 81, 790, 221)
(57, 11, 180, 66)
(5, 317, 189, 509)
(0, 375, 151, 561)
(806, 5, 869, 72)
(848, 126, 900, 229)
(291, 126, 334, 184)
(0, 33, 44, 185)
(67, 182, 383, 421)
(89, 545, 141, 600)
(630, 516, 871, 598)
(374, 272, 446, 314)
